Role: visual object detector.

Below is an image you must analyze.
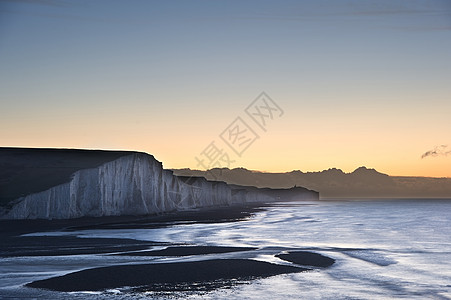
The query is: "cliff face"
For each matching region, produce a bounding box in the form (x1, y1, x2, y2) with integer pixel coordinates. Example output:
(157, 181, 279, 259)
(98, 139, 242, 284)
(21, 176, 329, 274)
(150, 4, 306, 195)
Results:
(2, 152, 318, 219)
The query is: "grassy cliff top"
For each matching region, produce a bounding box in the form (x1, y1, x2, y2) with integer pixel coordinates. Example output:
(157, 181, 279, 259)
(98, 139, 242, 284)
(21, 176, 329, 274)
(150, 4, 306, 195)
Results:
(0, 148, 139, 207)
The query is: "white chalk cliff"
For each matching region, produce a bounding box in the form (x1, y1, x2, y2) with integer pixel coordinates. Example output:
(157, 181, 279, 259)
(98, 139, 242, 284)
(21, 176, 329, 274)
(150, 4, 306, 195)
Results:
(3, 152, 318, 219)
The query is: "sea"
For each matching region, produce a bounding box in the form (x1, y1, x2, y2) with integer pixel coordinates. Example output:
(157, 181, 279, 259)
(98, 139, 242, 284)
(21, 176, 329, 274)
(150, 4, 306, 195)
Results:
(1, 199, 451, 299)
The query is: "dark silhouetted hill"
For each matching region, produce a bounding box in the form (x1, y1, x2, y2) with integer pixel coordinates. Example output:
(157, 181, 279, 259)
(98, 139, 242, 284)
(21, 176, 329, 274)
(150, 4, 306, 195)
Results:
(173, 167, 451, 198)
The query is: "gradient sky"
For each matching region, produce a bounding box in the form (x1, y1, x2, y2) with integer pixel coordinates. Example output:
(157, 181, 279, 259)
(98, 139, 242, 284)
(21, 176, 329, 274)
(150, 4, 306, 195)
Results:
(1, 0, 451, 177)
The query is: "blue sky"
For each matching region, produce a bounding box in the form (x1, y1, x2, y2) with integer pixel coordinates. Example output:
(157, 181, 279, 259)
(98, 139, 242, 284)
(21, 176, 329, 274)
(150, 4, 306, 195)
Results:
(1, 0, 451, 176)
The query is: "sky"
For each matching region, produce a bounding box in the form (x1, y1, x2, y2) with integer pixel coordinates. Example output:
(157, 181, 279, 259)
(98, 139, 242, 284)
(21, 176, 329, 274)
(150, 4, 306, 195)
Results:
(1, 0, 451, 177)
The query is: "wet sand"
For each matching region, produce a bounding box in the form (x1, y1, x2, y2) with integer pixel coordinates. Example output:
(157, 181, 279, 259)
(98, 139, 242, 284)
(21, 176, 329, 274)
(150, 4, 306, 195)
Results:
(115, 245, 257, 256)
(0, 235, 163, 257)
(26, 259, 308, 292)
(276, 251, 335, 267)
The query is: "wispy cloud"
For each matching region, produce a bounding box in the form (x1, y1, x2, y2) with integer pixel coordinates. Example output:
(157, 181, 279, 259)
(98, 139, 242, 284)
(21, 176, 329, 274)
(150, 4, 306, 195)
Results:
(230, 1, 451, 32)
(421, 145, 451, 159)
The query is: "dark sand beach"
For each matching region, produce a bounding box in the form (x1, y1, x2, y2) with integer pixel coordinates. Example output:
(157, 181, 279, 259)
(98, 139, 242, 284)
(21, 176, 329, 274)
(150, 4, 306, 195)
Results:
(0, 204, 264, 252)
(276, 251, 335, 267)
(114, 245, 258, 256)
(26, 259, 308, 292)
(1, 204, 335, 293)
(0, 235, 164, 257)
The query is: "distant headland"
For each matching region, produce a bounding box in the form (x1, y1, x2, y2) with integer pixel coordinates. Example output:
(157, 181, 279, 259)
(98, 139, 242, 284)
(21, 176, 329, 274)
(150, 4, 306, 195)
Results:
(173, 166, 451, 199)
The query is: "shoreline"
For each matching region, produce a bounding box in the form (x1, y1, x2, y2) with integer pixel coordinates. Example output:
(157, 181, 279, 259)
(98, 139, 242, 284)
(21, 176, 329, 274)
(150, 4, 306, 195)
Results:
(1, 203, 336, 294)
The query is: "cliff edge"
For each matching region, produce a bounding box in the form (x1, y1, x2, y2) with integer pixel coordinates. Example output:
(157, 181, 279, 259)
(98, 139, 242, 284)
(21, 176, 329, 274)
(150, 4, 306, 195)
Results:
(0, 148, 318, 219)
